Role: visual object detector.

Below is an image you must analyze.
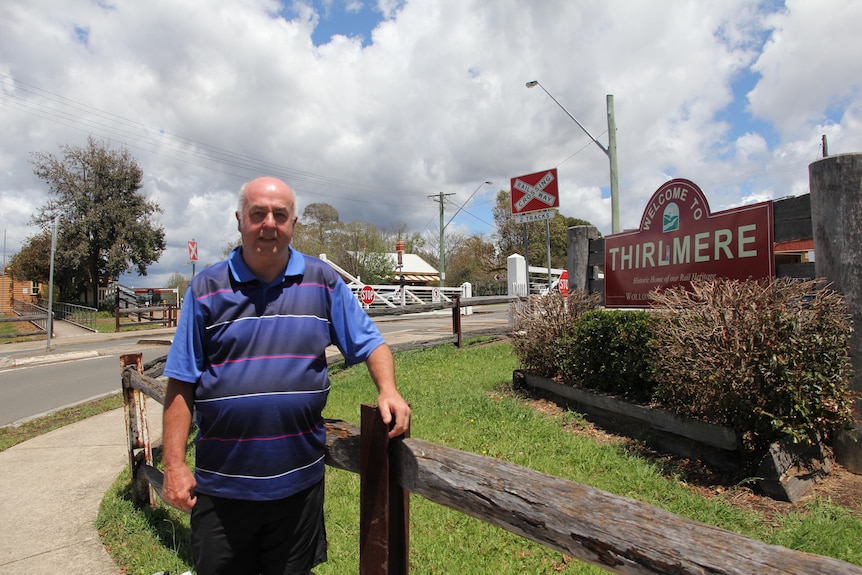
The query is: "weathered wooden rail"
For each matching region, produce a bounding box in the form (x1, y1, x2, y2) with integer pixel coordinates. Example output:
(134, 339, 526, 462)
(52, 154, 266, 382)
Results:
(120, 354, 862, 575)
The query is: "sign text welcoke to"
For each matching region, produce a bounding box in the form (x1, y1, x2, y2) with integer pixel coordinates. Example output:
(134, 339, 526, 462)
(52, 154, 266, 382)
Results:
(603, 179, 774, 308)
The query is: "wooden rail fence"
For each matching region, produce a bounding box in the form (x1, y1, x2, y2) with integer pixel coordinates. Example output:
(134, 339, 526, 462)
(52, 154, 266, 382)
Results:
(120, 352, 862, 575)
(114, 304, 177, 332)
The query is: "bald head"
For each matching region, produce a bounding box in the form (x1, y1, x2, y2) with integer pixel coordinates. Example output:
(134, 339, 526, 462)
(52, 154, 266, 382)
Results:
(238, 177, 297, 214)
(235, 177, 299, 282)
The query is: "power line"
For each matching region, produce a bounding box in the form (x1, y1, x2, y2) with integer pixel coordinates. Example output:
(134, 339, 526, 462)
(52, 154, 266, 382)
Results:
(0, 73, 429, 210)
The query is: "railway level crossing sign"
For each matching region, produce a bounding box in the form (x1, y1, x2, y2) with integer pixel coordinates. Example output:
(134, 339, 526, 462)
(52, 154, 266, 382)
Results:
(511, 168, 559, 224)
(188, 240, 198, 261)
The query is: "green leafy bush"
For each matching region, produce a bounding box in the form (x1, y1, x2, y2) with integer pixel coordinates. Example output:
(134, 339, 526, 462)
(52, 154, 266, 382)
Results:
(510, 281, 857, 465)
(556, 310, 657, 402)
(649, 278, 856, 460)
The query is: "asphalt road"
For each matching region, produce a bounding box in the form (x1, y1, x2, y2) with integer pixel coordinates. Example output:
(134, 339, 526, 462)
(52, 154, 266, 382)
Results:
(0, 343, 169, 426)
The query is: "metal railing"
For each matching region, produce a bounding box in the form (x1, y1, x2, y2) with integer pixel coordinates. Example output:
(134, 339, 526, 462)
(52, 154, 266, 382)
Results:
(39, 299, 98, 332)
(9, 299, 49, 334)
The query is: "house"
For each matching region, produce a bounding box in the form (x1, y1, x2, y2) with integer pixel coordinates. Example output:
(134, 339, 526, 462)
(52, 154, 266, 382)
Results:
(320, 252, 439, 287)
(385, 252, 439, 285)
(0, 271, 45, 314)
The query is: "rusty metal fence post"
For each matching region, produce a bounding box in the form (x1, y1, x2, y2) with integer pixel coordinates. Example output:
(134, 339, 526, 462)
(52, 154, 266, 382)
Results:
(120, 352, 155, 507)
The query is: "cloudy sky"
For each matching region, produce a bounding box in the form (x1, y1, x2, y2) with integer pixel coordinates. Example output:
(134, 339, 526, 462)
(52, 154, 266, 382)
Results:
(1, 0, 860, 288)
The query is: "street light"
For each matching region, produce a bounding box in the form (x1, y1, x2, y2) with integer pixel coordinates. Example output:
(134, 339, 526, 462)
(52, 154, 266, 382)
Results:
(436, 180, 493, 287)
(526, 80, 620, 233)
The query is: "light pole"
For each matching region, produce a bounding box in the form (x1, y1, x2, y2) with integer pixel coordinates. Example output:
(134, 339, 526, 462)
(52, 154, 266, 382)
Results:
(526, 81, 620, 234)
(432, 180, 493, 287)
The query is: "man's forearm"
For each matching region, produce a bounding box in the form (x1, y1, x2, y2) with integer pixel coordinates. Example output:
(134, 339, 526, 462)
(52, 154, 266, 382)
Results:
(366, 344, 397, 394)
(163, 377, 194, 468)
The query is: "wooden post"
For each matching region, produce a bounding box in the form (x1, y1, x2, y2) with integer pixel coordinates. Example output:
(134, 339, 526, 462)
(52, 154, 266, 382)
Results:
(360, 404, 409, 575)
(114, 306, 120, 332)
(120, 352, 154, 507)
(452, 294, 462, 348)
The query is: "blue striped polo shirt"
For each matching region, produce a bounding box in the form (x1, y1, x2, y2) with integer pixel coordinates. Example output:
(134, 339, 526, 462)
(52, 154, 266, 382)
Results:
(164, 246, 385, 501)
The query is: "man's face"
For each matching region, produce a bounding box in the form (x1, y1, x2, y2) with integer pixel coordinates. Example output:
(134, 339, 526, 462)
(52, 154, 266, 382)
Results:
(236, 179, 297, 265)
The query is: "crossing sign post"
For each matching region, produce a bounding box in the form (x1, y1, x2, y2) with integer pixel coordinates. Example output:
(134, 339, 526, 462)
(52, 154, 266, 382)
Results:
(511, 168, 560, 292)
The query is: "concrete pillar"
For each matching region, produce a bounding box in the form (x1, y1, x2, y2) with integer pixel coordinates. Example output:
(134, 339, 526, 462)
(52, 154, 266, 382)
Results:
(566, 225, 599, 292)
(507, 254, 528, 297)
(809, 153, 862, 473)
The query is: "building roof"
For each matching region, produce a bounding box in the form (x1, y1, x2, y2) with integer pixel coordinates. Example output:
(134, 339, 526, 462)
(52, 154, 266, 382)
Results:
(386, 253, 438, 283)
(774, 239, 814, 252)
(386, 253, 438, 274)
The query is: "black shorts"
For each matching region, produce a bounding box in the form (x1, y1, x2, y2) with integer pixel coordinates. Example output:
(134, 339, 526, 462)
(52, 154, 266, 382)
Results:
(191, 480, 328, 575)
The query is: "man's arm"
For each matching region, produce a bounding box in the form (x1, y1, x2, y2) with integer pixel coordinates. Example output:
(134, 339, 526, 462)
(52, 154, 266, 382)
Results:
(162, 377, 197, 512)
(365, 344, 411, 438)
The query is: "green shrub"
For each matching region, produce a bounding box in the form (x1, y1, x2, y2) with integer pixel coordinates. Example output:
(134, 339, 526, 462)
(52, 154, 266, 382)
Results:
(649, 278, 857, 461)
(556, 310, 657, 402)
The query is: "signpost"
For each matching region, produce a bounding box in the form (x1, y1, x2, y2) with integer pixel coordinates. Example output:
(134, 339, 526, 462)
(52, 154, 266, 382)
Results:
(604, 178, 774, 308)
(559, 270, 569, 297)
(511, 168, 560, 291)
(188, 239, 198, 278)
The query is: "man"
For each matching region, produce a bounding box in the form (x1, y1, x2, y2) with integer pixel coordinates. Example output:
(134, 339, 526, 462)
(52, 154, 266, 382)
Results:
(162, 176, 411, 575)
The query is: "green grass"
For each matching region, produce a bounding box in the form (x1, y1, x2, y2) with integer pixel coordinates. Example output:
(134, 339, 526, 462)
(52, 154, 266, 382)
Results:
(86, 340, 862, 573)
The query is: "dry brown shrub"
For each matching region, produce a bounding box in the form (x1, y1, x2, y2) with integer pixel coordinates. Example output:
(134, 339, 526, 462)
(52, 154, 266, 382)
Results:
(650, 277, 857, 460)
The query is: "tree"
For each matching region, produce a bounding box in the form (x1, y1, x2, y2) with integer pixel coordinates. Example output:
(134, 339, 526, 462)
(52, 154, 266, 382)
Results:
(164, 272, 191, 304)
(492, 189, 596, 269)
(28, 136, 166, 305)
(445, 234, 504, 294)
(337, 221, 390, 284)
(9, 231, 52, 286)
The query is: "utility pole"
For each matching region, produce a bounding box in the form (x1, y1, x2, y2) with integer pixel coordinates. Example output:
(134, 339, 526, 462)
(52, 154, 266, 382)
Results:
(526, 81, 621, 233)
(429, 192, 455, 287)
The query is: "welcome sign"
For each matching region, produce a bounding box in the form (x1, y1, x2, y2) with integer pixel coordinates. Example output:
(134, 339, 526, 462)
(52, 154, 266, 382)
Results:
(604, 178, 774, 308)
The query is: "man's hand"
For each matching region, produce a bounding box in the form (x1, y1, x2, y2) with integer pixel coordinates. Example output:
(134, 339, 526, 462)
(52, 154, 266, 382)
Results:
(377, 391, 411, 438)
(162, 463, 197, 512)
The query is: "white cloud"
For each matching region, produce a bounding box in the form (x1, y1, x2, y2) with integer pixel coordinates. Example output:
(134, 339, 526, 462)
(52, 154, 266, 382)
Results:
(0, 0, 860, 288)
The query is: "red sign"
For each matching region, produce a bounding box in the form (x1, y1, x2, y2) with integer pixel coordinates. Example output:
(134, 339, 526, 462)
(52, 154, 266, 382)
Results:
(511, 168, 560, 214)
(604, 179, 774, 308)
(559, 270, 569, 297)
(360, 285, 375, 305)
(188, 240, 198, 261)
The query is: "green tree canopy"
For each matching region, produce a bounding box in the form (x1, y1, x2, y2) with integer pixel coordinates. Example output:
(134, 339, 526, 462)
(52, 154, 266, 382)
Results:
(27, 136, 165, 305)
(492, 189, 597, 269)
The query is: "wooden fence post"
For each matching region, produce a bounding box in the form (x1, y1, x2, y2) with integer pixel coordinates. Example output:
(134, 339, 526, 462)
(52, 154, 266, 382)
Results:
(452, 294, 462, 348)
(360, 404, 409, 575)
(120, 352, 155, 507)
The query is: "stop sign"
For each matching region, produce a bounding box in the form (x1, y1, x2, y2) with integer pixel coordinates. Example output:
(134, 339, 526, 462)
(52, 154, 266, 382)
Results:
(360, 285, 375, 305)
(559, 270, 569, 297)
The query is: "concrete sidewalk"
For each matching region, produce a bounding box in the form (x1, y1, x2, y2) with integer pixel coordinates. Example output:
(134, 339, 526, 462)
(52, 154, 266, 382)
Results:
(0, 407, 163, 575)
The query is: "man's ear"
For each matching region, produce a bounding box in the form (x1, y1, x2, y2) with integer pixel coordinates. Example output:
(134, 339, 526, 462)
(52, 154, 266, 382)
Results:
(235, 211, 242, 231)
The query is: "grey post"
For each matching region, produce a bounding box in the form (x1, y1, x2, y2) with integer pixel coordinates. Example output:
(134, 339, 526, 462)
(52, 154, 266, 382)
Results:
(566, 225, 599, 292)
(809, 153, 862, 473)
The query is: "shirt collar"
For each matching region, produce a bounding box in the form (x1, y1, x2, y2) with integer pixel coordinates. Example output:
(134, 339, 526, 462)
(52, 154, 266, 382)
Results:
(228, 245, 305, 284)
